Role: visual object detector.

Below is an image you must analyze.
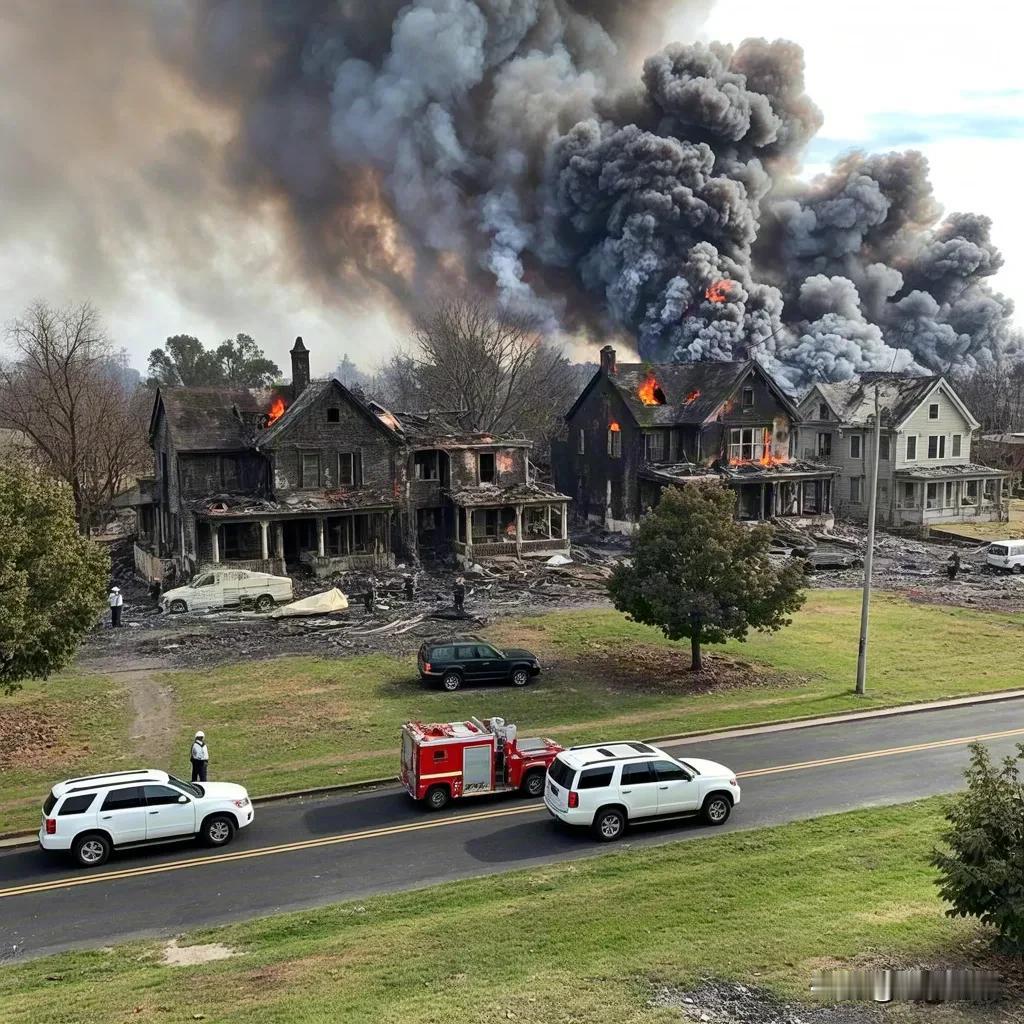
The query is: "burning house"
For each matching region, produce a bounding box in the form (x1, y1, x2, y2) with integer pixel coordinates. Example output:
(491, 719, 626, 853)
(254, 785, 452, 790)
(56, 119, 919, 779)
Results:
(553, 346, 837, 531)
(140, 338, 570, 580)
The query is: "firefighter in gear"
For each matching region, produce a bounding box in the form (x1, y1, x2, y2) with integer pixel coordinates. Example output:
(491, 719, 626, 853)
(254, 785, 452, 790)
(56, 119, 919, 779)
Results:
(108, 586, 123, 627)
(190, 730, 209, 782)
(453, 576, 466, 614)
(947, 551, 961, 580)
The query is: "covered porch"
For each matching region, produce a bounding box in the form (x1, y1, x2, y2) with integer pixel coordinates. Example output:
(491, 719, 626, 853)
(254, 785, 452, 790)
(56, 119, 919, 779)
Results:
(893, 466, 1008, 526)
(450, 490, 571, 562)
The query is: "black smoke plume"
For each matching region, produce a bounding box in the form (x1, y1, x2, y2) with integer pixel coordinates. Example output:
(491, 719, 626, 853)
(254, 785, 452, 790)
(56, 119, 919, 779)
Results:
(9, 1, 1021, 386)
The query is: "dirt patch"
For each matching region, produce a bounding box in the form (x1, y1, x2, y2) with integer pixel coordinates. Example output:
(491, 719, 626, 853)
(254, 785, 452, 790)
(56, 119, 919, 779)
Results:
(0, 706, 64, 770)
(161, 939, 237, 966)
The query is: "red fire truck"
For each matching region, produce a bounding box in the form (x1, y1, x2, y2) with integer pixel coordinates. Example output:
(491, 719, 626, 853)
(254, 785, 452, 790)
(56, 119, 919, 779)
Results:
(400, 716, 563, 810)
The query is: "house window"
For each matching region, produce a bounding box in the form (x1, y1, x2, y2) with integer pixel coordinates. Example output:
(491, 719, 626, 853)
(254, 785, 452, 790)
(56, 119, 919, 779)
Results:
(478, 452, 496, 483)
(414, 451, 439, 481)
(928, 403, 940, 419)
(878, 435, 890, 460)
(728, 427, 764, 462)
(906, 435, 917, 460)
(607, 425, 622, 458)
(742, 386, 754, 410)
(927, 435, 945, 459)
(577, 429, 585, 455)
(850, 434, 862, 459)
(962, 480, 978, 505)
(850, 477, 863, 503)
(818, 402, 828, 420)
(926, 483, 940, 509)
(816, 432, 832, 457)
(643, 431, 666, 463)
(300, 452, 321, 488)
(952, 434, 962, 457)
(327, 407, 340, 423)
(338, 451, 362, 486)
(901, 482, 916, 507)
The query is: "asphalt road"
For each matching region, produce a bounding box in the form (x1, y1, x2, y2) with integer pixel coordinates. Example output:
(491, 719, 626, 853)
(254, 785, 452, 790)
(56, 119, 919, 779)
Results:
(3, 697, 1024, 962)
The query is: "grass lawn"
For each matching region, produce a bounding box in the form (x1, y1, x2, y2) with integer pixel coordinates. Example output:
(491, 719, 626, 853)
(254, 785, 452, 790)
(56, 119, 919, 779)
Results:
(159, 590, 1024, 801)
(0, 798, 995, 1023)
(0, 671, 130, 834)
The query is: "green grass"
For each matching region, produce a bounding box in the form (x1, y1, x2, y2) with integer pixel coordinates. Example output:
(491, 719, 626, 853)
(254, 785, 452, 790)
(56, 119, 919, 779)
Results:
(161, 590, 1024, 801)
(0, 798, 989, 1023)
(0, 671, 130, 833)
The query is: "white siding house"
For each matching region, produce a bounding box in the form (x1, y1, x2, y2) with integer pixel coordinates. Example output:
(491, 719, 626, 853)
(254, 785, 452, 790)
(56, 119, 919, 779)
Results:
(797, 373, 1007, 529)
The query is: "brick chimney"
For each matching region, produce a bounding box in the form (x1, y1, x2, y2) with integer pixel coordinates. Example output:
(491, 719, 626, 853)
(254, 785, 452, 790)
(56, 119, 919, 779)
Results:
(290, 336, 310, 397)
(599, 344, 617, 375)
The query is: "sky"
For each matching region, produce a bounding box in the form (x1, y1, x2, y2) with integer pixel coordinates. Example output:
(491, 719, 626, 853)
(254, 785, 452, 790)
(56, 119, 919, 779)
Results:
(0, 0, 1018, 379)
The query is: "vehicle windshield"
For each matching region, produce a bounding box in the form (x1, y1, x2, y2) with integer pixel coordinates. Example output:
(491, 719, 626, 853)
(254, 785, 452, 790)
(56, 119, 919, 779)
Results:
(168, 775, 204, 798)
(989, 545, 1008, 556)
(190, 574, 215, 588)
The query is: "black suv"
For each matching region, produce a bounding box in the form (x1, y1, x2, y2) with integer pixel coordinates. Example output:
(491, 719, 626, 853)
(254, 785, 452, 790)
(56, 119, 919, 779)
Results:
(418, 636, 541, 691)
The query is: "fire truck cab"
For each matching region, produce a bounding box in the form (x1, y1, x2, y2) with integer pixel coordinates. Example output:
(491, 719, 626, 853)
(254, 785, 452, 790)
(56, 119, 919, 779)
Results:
(401, 716, 563, 810)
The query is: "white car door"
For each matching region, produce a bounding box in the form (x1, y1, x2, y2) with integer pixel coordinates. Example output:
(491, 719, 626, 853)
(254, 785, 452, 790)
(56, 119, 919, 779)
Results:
(143, 784, 197, 839)
(189, 572, 218, 611)
(97, 786, 148, 845)
(618, 761, 659, 819)
(651, 759, 701, 815)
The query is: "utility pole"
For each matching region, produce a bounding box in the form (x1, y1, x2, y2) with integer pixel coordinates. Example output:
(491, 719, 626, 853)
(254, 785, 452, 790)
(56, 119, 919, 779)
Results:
(856, 385, 882, 695)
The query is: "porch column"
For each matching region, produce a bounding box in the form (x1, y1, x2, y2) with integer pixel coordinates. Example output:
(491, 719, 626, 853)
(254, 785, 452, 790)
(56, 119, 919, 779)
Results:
(260, 520, 269, 560)
(545, 504, 552, 539)
(561, 503, 568, 540)
(210, 522, 220, 564)
(317, 516, 326, 557)
(274, 522, 284, 560)
(515, 504, 523, 558)
(996, 477, 1004, 520)
(759, 484, 767, 520)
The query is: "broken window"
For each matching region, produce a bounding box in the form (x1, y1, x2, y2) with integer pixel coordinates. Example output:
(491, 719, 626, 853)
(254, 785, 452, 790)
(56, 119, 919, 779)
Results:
(300, 452, 321, 487)
(525, 506, 551, 538)
(742, 386, 754, 410)
(963, 480, 978, 505)
(952, 434, 962, 457)
(338, 452, 362, 487)
(577, 429, 585, 455)
(327, 407, 340, 423)
(607, 426, 622, 458)
(849, 434, 862, 459)
(849, 477, 863, 503)
(816, 432, 832, 457)
(878, 435, 890, 460)
(728, 427, 764, 462)
(927, 435, 945, 459)
(643, 431, 666, 462)
(414, 450, 440, 481)
(906, 435, 917, 460)
(478, 452, 496, 483)
(928, 403, 940, 419)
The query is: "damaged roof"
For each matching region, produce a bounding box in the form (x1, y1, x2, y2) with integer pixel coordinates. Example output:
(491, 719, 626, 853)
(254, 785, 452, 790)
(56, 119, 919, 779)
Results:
(191, 487, 400, 518)
(896, 463, 1007, 480)
(447, 482, 571, 507)
(393, 409, 531, 448)
(807, 373, 978, 429)
(641, 458, 837, 485)
(154, 386, 274, 452)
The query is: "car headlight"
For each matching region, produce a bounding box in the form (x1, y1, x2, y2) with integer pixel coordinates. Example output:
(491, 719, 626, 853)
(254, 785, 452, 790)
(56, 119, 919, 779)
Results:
(233, 798, 250, 808)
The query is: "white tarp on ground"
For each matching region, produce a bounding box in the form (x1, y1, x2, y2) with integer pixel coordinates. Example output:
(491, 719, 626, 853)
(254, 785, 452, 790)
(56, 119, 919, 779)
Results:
(269, 588, 349, 618)
(545, 554, 573, 566)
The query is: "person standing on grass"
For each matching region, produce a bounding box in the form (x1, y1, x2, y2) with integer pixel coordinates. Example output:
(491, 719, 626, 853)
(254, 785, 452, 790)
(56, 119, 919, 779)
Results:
(108, 586, 123, 627)
(190, 730, 209, 782)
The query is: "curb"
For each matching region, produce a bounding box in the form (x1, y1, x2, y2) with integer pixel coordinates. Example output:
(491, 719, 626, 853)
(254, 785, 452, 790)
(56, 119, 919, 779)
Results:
(3, 686, 1023, 851)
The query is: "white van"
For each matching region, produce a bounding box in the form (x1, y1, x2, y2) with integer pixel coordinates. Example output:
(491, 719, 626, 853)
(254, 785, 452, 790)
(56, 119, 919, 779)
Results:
(161, 569, 293, 613)
(986, 540, 1024, 574)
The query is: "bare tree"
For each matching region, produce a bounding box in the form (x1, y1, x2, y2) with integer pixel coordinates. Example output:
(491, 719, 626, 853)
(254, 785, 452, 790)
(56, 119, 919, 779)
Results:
(0, 301, 150, 531)
(407, 299, 582, 448)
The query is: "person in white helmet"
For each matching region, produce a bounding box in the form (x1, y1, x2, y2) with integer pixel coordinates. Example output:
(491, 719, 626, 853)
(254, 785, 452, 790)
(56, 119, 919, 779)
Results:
(190, 730, 210, 782)
(108, 586, 123, 627)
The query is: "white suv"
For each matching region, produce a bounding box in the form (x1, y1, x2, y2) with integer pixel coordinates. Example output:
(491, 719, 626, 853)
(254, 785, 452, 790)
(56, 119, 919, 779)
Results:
(39, 769, 254, 867)
(544, 741, 740, 841)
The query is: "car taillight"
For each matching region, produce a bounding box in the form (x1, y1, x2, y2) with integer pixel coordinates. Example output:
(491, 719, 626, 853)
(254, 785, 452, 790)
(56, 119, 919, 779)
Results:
(45, 818, 56, 834)
(424, 662, 432, 672)
(568, 792, 579, 808)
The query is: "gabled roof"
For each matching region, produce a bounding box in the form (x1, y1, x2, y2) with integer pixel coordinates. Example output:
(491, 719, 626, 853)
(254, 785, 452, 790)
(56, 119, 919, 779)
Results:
(808, 373, 979, 430)
(151, 386, 274, 452)
(393, 409, 531, 449)
(566, 359, 798, 428)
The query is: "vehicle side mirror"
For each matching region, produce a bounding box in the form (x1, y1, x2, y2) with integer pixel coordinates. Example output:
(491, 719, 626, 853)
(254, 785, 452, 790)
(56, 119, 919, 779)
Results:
(178, 795, 189, 804)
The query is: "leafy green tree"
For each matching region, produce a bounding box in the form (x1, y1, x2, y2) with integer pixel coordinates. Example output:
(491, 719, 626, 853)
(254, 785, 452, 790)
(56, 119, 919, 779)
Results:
(215, 333, 281, 387)
(147, 333, 280, 388)
(0, 458, 109, 694)
(933, 742, 1024, 951)
(608, 483, 806, 670)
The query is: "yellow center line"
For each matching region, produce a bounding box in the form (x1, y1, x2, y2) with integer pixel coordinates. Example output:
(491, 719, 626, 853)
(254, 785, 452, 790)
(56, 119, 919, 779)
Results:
(3, 724, 1023, 901)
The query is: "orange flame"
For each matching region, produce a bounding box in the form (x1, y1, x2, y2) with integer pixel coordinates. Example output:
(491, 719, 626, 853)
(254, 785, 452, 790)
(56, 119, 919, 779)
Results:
(637, 370, 666, 406)
(609, 421, 620, 432)
(266, 396, 286, 425)
(728, 428, 790, 468)
(684, 389, 702, 404)
(705, 280, 733, 304)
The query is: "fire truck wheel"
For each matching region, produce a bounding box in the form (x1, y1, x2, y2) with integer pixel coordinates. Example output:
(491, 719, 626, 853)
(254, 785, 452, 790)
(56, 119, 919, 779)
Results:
(592, 807, 626, 842)
(510, 668, 530, 687)
(424, 785, 451, 811)
(441, 671, 463, 692)
(521, 770, 545, 798)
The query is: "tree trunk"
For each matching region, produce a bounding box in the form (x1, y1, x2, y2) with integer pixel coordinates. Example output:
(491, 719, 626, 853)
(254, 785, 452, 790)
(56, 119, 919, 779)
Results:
(690, 634, 702, 672)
